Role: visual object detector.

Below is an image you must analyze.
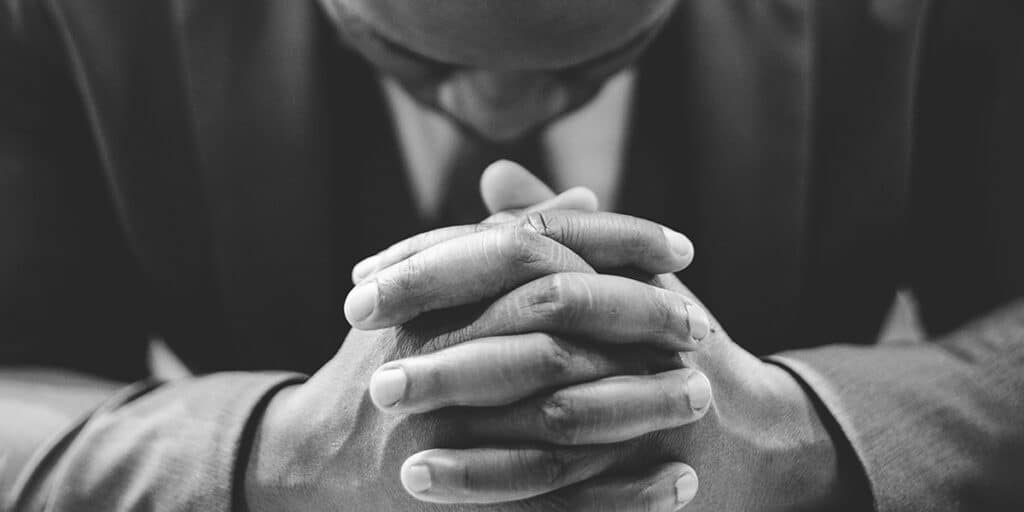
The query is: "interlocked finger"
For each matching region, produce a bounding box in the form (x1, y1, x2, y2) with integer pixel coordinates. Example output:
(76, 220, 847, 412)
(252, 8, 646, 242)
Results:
(462, 368, 713, 445)
(368, 332, 681, 412)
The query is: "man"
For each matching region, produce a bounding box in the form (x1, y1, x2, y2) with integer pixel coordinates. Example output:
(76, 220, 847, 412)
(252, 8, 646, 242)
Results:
(1, 0, 1022, 510)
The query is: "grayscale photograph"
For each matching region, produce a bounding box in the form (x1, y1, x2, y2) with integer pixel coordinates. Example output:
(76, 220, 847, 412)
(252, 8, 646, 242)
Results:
(1, 0, 1022, 510)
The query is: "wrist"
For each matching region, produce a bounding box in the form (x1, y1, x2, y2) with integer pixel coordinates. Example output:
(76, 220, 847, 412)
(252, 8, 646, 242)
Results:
(759, 362, 850, 511)
(242, 384, 303, 512)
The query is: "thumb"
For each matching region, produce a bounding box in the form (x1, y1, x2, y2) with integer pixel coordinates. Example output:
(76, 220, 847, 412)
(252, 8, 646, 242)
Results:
(480, 160, 556, 214)
(480, 161, 600, 225)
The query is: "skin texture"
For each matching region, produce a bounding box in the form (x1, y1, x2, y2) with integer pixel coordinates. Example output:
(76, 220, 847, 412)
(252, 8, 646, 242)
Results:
(344, 211, 696, 330)
(246, 164, 845, 511)
(245, 203, 713, 511)
(336, 164, 847, 510)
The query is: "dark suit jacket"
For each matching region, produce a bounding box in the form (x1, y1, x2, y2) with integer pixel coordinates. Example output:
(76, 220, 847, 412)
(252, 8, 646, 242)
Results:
(2, 0, 1022, 510)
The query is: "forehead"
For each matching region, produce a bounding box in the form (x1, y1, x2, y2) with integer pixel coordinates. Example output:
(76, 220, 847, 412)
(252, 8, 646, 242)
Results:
(337, 0, 677, 69)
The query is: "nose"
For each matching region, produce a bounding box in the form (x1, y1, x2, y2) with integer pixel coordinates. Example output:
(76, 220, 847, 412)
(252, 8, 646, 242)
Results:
(437, 70, 568, 141)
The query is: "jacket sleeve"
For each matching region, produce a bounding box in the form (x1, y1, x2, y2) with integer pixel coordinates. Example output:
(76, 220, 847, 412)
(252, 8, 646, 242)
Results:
(1, 2, 306, 510)
(770, 302, 1024, 511)
(7, 373, 305, 512)
(771, 1, 1024, 510)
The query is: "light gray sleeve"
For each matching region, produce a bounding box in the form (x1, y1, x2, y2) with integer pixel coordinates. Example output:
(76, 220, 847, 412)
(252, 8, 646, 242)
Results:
(770, 301, 1024, 511)
(8, 372, 304, 512)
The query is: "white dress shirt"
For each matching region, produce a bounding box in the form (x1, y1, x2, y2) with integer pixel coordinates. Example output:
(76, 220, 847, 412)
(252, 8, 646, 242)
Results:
(382, 71, 637, 221)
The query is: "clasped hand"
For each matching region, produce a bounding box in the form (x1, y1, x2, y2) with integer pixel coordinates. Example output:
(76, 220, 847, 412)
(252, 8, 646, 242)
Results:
(245, 163, 843, 512)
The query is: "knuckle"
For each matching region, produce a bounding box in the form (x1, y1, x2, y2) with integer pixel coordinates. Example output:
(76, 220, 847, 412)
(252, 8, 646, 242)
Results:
(522, 211, 585, 255)
(527, 274, 582, 326)
(506, 223, 549, 269)
(537, 336, 577, 381)
(544, 211, 589, 250)
(388, 255, 425, 295)
(522, 211, 555, 237)
(539, 393, 580, 444)
(620, 218, 659, 261)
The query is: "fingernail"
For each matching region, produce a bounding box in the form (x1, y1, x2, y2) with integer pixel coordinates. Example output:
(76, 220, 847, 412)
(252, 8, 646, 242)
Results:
(686, 372, 712, 412)
(344, 281, 377, 323)
(403, 464, 432, 493)
(662, 227, 694, 263)
(685, 303, 709, 342)
(370, 366, 408, 408)
(351, 255, 380, 283)
(675, 471, 698, 507)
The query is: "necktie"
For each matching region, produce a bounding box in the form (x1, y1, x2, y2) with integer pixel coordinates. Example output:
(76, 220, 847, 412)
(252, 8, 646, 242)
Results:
(438, 132, 551, 227)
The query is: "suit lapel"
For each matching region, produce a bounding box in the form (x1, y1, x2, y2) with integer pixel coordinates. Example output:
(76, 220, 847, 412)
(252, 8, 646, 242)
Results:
(632, 0, 924, 351)
(47, 0, 236, 368)
(180, 0, 341, 370)
(796, 0, 923, 344)
(629, 0, 816, 353)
